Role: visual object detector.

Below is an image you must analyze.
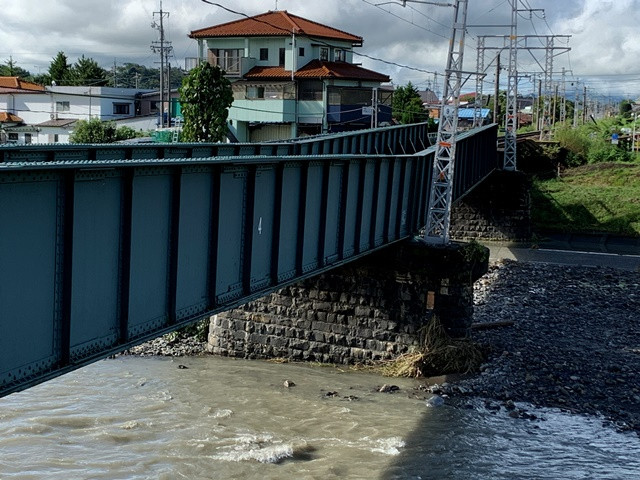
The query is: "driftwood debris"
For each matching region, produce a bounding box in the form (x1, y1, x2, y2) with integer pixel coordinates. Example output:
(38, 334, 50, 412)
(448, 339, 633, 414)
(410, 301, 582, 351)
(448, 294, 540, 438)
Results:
(470, 320, 515, 330)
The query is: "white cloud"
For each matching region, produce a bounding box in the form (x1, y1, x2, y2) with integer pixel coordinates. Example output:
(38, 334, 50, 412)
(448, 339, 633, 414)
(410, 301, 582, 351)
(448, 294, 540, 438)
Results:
(0, 0, 638, 96)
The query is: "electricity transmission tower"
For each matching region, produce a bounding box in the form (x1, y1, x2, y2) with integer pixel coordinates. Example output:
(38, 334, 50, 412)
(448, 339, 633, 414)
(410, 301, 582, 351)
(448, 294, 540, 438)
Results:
(538, 36, 571, 139)
(423, 0, 470, 244)
(151, 1, 173, 128)
(475, 0, 570, 167)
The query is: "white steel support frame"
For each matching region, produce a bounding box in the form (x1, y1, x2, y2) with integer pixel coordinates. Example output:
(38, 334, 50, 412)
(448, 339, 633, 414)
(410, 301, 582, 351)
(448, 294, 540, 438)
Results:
(559, 67, 567, 124)
(539, 36, 554, 140)
(424, 0, 469, 244)
(482, 33, 569, 166)
(473, 36, 486, 128)
(503, 0, 518, 171)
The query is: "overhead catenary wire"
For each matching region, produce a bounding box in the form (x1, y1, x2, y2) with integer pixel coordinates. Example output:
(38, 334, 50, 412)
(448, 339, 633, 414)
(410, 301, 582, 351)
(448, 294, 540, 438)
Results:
(200, 0, 446, 77)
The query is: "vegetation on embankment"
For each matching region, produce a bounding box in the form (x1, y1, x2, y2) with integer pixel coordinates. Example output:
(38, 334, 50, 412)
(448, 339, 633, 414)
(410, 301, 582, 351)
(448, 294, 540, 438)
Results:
(531, 160, 640, 236)
(525, 115, 640, 237)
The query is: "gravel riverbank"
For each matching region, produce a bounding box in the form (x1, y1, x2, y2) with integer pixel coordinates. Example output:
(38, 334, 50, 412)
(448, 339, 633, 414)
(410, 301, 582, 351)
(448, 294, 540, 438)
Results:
(123, 258, 640, 433)
(447, 259, 640, 434)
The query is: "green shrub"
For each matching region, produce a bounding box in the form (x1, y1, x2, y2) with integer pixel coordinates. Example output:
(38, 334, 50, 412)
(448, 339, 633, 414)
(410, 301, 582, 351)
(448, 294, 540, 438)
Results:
(587, 143, 632, 164)
(554, 125, 590, 166)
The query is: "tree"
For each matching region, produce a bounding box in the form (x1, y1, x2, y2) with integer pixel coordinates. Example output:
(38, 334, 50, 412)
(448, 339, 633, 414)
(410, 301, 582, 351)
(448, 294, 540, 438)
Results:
(619, 99, 633, 118)
(49, 51, 71, 85)
(69, 55, 108, 86)
(32, 73, 52, 86)
(179, 63, 233, 142)
(69, 118, 138, 143)
(392, 82, 426, 124)
(0, 57, 32, 79)
(108, 63, 185, 89)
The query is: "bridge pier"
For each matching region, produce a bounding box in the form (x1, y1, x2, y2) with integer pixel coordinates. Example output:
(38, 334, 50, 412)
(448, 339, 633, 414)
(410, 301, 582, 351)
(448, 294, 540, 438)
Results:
(208, 240, 488, 364)
(450, 170, 532, 242)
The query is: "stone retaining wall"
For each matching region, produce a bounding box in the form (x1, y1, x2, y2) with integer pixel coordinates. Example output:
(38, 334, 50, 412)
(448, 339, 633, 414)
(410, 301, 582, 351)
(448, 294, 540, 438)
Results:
(450, 170, 531, 242)
(208, 241, 488, 364)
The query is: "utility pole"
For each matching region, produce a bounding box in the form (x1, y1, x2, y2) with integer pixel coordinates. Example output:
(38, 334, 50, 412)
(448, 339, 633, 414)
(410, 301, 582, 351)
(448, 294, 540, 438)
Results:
(531, 73, 537, 128)
(424, 0, 469, 244)
(151, 1, 173, 128)
(113, 60, 117, 87)
(632, 113, 637, 153)
(537, 79, 542, 129)
(493, 53, 500, 124)
(582, 85, 587, 124)
(552, 84, 558, 127)
(573, 80, 580, 127)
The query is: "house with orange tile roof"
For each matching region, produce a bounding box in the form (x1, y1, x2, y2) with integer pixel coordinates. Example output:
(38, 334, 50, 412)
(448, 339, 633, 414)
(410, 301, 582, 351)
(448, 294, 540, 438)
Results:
(189, 10, 392, 142)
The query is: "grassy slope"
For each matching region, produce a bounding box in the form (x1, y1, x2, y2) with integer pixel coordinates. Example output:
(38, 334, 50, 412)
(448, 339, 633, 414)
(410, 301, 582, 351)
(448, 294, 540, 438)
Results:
(531, 161, 640, 237)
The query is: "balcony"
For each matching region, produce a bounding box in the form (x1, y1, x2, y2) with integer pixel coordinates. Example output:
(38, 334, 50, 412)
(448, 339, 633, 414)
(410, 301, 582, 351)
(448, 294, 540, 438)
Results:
(208, 48, 243, 76)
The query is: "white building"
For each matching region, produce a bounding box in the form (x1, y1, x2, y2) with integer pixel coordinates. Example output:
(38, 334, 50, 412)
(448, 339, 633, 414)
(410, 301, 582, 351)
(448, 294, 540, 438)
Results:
(0, 77, 154, 144)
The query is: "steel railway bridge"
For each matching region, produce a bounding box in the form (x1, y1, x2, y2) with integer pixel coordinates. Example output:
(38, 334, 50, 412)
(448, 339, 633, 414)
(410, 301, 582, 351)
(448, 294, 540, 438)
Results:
(0, 122, 498, 397)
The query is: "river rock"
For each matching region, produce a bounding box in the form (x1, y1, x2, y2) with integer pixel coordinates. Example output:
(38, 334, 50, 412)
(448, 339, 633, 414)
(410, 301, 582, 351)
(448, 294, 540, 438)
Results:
(456, 260, 640, 435)
(426, 395, 445, 407)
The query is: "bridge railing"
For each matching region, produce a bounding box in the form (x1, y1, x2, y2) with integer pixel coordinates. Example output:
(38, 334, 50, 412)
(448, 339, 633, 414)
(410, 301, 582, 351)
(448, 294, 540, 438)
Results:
(0, 122, 432, 164)
(0, 123, 496, 398)
(451, 124, 499, 201)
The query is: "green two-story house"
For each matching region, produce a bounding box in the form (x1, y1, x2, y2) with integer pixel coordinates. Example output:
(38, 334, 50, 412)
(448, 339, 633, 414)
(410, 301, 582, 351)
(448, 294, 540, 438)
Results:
(189, 10, 391, 142)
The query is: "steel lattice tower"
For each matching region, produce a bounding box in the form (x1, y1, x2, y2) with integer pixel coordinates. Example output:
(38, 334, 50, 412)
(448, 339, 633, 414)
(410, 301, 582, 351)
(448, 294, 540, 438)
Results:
(473, 36, 486, 129)
(424, 0, 469, 244)
(503, 0, 518, 171)
(539, 36, 555, 140)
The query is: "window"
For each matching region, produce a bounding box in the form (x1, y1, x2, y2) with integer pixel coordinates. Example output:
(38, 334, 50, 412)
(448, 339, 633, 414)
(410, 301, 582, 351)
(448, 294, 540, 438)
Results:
(113, 103, 130, 115)
(207, 48, 243, 74)
(24, 133, 32, 144)
(56, 101, 70, 112)
(334, 49, 346, 62)
(279, 48, 286, 66)
(299, 80, 323, 101)
(299, 47, 305, 57)
(320, 47, 329, 61)
(8, 133, 18, 141)
(247, 86, 265, 99)
(260, 48, 269, 61)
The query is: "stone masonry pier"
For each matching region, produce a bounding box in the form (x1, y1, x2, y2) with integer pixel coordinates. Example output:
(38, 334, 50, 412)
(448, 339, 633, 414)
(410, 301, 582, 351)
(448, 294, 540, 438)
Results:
(208, 240, 489, 364)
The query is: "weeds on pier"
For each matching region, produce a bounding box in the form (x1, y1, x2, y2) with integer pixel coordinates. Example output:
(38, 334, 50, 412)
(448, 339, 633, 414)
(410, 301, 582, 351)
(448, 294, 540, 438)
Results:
(378, 316, 484, 378)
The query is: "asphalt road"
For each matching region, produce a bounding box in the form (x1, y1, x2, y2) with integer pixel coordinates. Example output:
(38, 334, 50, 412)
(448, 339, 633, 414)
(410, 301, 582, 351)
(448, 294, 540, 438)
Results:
(487, 243, 640, 271)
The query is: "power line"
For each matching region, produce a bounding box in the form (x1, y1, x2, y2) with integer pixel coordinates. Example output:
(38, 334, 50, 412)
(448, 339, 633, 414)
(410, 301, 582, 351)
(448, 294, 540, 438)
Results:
(360, 0, 449, 38)
(200, 0, 444, 76)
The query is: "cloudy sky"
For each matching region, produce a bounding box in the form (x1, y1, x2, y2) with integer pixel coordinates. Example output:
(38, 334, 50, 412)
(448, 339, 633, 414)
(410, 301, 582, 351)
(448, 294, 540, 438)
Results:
(1, 0, 638, 99)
